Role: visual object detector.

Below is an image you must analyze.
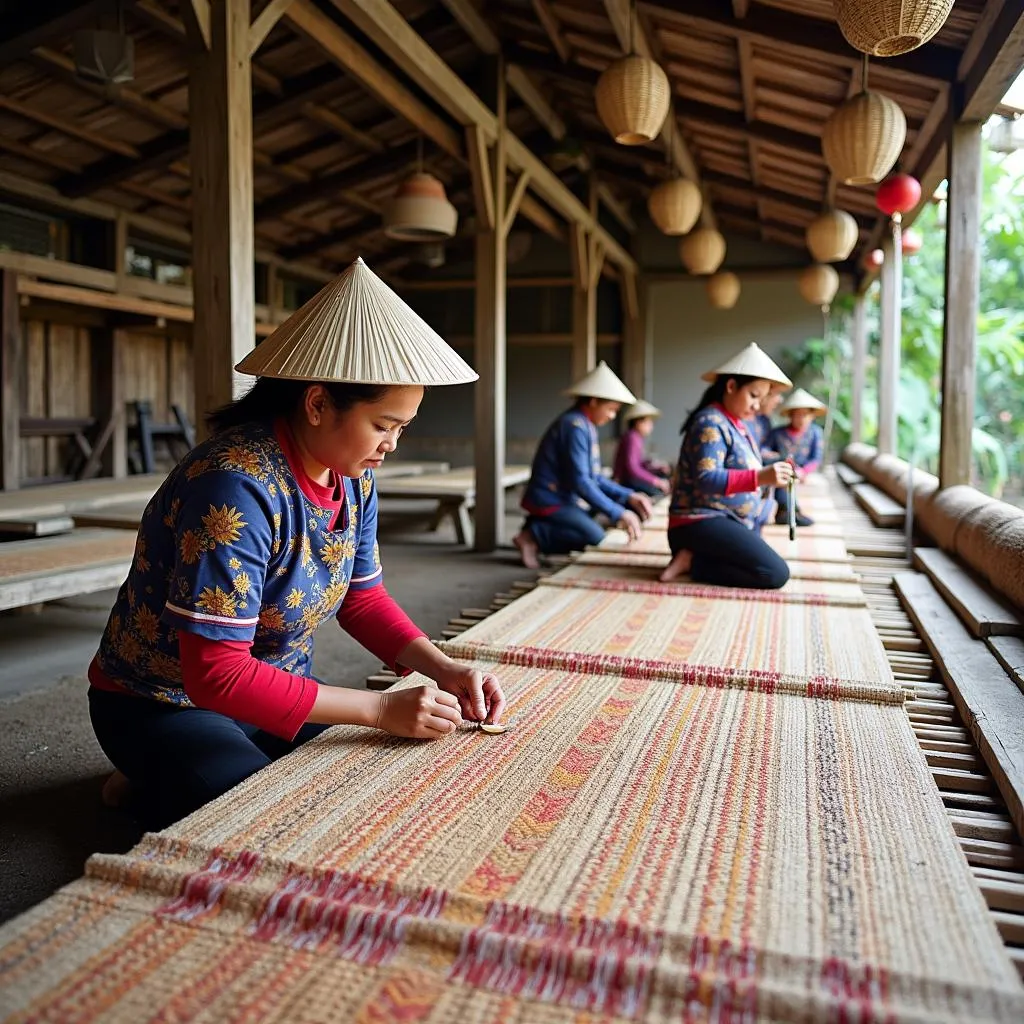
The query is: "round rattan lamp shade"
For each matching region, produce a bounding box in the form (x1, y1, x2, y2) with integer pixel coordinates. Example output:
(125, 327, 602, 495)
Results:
(806, 209, 859, 263)
(822, 91, 906, 186)
(595, 55, 671, 146)
(679, 228, 726, 275)
(383, 172, 458, 241)
(706, 272, 740, 310)
(835, 0, 955, 57)
(647, 178, 702, 235)
(798, 264, 840, 308)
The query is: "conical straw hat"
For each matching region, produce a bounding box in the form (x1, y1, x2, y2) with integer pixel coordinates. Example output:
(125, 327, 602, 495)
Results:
(700, 342, 792, 387)
(622, 399, 662, 423)
(235, 257, 477, 386)
(779, 387, 827, 415)
(563, 361, 636, 404)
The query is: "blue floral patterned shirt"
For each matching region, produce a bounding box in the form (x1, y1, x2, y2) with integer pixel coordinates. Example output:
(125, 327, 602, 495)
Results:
(769, 422, 824, 469)
(669, 405, 767, 528)
(522, 407, 634, 521)
(93, 420, 382, 705)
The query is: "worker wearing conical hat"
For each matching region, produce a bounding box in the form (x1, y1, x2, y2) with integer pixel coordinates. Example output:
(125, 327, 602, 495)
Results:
(513, 362, 654, 568)
(769, 387, 827, 528)
(612, 400, 673, 497)
(87, 258, 504, 829)
(660, 343, 795, 588)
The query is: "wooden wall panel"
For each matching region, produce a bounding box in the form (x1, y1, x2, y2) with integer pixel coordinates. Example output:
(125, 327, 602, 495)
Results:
(22, 321, 46, 481)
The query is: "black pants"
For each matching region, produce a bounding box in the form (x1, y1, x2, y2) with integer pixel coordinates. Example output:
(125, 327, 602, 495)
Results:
(89, 687, 329, 831)
(620, 475, 664, 498)
(668, 516, 790, 590)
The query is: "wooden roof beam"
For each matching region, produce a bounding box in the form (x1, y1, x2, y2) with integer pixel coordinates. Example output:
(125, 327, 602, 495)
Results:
(532, 0, 571, 63)
(637, 0, 958, 84)
(314, 0, 632, 270)
(601, 0, 714, 229)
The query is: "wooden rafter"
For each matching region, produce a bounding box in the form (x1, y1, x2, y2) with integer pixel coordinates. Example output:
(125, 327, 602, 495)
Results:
(0, 97, 140, 159)
(637, 0, 959, 83)
(531, 0, 570, 62)
(250, 0, 297, 56)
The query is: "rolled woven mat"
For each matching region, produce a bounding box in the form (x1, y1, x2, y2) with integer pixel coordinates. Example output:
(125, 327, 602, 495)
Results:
(541, 562, 867, 608)
(453, 584, 893, 691)
(917, 485, 991, 550)
(3, 662, 1020, 1022)
(575, 548, 859, 582)
(599, 528, 852, 564)
(953, 498, 1024, 612)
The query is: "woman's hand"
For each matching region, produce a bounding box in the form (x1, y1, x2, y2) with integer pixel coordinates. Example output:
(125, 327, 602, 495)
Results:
(627, 492, 653, 520)
(758, 461, 794, 488)
(374, 685, 462, 739)
(434, 663, 506, 725)
(617, 508, 643, 541)
(656, 477, 671, 494)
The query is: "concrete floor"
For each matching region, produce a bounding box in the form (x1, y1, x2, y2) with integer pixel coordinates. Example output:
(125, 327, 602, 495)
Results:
(0, 500, 529, 925)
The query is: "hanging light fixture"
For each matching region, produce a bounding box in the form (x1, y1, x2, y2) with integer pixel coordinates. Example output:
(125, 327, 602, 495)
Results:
(864, 247, 885, 270)
(798, 264, 840, 308)
(875, 172, 922, 222)
(74, 0, 134, 84)
(647, 120, 702, 234)
(902, 227, 923, 254)
(594, 0, 670, 145)
(806, 209, 859, 263)
(835, 0, 955, 57)
(383, 138, 457, 242)
(680, 228, 726, 275)
(822, 56, 906, 186)
(706, 272, 740, 310)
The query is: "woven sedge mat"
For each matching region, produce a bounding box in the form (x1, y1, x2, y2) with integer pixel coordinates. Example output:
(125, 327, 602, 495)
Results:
(541, 563, 867, 608)
(2, 662, 1020, 1023)
(573, 549, 859, 583)
(0, 528, 136, 580)
(599, 528, 852, 564)
(453, 585, 894, 697)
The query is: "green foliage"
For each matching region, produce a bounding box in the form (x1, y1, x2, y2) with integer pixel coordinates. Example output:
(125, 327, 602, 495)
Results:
(781, 142, 1024, 503)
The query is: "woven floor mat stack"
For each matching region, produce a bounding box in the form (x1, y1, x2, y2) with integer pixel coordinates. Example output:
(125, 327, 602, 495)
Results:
(3, 480, 1024, 1022)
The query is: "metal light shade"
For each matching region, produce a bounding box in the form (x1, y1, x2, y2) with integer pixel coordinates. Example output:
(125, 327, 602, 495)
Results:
(806, 209, 859, 263)
(73, 29, 134, 84)
(990, 117, 1024, 154)
(383, 172, 458, 241)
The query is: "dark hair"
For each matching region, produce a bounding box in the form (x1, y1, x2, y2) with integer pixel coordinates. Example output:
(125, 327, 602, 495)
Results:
(206, 377, 392, 435)
(680, 374, 758, 436)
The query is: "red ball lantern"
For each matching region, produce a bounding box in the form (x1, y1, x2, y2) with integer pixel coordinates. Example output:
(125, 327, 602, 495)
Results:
(864, 248, 885, 270)
(875, 173, 922, 223)
(902, 228, 922, 255)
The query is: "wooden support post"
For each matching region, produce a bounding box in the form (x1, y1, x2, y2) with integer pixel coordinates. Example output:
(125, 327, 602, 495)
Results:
(571, 177, 601, 382)
(186, 0, 255, 441)
(850, 292, 867, 444)
(0, 270, 20, 491)
(940, 121, 984, 487)
(877, 231, 900, 454)
(472, 61, 509, 553)
(620, 269, 646, 400)
(92, 327, 127, 479)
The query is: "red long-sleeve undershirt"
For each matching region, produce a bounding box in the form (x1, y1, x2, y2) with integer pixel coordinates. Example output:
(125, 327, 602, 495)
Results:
(91, 419, 426, 740)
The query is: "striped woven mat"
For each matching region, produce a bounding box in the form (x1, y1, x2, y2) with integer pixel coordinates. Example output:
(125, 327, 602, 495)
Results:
(599, 528, 852, 564)
(452, 585, 895, 695)
(541, 563, 868, 607)
(574, 549, 859, 582)
(3, 663, 1019, 1022)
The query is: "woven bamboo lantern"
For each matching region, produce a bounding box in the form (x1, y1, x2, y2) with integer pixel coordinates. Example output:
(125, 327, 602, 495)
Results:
(648, 178, 702, 235)
(822, 91, 906, 185)
(806, 209, 858, 263)
(595, 55, 670, 145)
(835, 1, 955, 57)
(798, 264, 840, 308)
(679, 228, 726, 275)
(706, 272, 740, 310)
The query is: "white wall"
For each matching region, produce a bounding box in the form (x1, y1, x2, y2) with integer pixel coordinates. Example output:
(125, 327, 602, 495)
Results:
(645, 276, 824, 463)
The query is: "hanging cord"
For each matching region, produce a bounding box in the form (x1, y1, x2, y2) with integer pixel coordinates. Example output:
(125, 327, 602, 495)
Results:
(629, 0, 636, 55)
(861, 53, 869, 92)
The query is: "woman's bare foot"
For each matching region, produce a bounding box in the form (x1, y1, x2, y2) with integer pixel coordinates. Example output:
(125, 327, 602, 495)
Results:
(101, 770, 132, 809)
(513, 529, 541, 569)
(659, 550, 692, 582)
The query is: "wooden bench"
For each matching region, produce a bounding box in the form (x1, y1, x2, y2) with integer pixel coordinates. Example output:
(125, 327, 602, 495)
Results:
(913, 547, 1023, 639)
(836, 463, 865, 487)
(370, 460, 450, 479)
(988, 637, 1024, 697)
(0, 528, 135, 611)
(852, 482, 905, 528)
(376, 465, 531, 546)
(0, 475, 164, 528)
(895, 571, 1024, 839)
